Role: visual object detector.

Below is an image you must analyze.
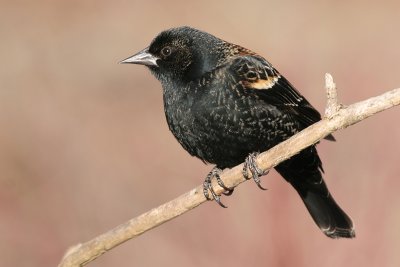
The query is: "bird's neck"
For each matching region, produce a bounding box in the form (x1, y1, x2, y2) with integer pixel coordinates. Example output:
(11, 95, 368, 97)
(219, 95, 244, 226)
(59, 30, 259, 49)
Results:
(161, 79, 191, 103)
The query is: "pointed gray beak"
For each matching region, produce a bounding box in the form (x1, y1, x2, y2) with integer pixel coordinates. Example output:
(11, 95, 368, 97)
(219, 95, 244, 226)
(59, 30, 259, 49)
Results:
(120, 47, 159, 66)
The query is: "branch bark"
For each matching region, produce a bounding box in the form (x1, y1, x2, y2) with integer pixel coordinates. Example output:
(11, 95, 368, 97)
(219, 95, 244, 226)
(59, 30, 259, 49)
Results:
(58, 74, 400, 267)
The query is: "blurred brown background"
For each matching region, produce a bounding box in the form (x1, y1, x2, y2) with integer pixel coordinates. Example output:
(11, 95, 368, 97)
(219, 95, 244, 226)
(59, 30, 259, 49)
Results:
(1, 0, 400, 266)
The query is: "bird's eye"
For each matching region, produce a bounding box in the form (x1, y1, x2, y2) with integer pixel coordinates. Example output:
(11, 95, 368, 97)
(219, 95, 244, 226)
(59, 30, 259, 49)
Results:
(161, 47, 172, 57)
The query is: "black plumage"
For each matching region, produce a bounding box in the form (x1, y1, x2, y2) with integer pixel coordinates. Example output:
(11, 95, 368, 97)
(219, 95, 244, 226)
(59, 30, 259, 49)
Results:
(121, 26, 355, 238)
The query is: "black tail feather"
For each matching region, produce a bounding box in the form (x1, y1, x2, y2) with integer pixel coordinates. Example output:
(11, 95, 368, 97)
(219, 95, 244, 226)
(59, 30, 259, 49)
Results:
(300, 188, 355, 238)
(275, 147, 355, 238)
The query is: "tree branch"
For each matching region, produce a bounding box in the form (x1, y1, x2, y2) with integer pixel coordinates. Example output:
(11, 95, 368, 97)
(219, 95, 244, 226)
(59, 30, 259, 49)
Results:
(324, 73, 341, 118)
(58, 74, 400, 267)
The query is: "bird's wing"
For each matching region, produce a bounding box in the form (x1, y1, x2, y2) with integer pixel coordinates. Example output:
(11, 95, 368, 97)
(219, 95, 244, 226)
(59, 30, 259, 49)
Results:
(226, 55, 330, 135)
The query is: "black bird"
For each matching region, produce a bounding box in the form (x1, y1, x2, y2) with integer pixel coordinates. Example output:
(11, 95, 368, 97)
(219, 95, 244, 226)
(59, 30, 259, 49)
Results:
(121, 26, 355, 238)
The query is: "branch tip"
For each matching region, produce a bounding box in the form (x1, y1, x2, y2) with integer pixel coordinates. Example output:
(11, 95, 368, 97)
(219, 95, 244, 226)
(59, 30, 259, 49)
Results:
(324, 73, 340, 118)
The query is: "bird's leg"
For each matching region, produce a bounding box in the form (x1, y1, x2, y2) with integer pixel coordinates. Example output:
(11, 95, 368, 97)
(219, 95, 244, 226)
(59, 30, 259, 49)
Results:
(203, 167, 234, 208)
(242, 152, 269, 190)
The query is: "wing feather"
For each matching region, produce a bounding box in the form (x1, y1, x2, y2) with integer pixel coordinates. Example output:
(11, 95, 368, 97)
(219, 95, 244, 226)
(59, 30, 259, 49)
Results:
(227, 56, 334, 139)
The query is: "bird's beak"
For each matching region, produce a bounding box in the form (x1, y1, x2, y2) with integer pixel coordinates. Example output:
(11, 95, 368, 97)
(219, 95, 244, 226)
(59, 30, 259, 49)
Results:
(120, 47, 159, 66)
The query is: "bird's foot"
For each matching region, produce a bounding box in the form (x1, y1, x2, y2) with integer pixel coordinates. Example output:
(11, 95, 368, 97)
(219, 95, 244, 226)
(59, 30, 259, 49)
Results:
(242, 152, 269, 190)
(203, 167, 234, 208)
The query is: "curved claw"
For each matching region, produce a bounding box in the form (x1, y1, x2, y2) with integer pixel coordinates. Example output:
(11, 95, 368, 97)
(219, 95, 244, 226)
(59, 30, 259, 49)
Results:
(223, 188, 234, 196)
(214, 194, 228, 208)
(243, 152, 269, 190)
(202, 167, 230, 208)
(214, 169, 234, 193)
(204, 181, 227, 208)
(254, 180, 268, 190)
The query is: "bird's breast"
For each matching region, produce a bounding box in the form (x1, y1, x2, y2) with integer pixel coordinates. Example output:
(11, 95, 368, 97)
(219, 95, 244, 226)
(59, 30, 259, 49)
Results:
(161, 82, 296, 167)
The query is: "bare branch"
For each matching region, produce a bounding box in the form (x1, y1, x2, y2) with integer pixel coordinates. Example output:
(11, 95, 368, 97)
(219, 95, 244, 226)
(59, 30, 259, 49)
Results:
(58, 75, 400, 267)
(324, 73, 340, 118)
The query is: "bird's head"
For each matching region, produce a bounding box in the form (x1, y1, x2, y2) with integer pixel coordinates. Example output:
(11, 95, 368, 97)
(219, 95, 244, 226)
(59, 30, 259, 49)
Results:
(121, 26, 248, 84)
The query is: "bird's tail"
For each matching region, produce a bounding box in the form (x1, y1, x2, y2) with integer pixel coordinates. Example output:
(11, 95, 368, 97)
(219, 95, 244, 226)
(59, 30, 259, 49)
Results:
(275, 147, 355, 238)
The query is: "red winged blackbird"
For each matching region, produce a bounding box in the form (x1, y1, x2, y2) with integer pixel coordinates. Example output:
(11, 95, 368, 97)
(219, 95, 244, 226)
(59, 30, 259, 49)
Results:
(121, 26, 355, 238)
